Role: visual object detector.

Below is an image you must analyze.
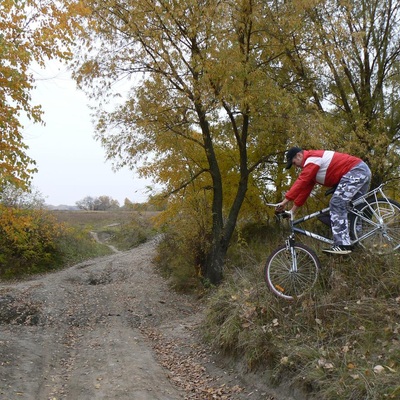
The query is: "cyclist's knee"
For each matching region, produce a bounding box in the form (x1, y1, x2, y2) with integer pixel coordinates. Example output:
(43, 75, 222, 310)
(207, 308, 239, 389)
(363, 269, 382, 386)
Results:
(330, 195, 347, 211)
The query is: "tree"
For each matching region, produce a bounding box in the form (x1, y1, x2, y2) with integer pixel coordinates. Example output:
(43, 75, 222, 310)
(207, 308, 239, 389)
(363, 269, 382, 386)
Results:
(0, 0, 87, 189)
(94, 195, 120, 211)
(76, 195, 119, 210)
(71, 0, 400, 284)
(76, 196, 95, 210)
(71, 0, 301, 284)
(0, 183, 45, 209)
(264, 0, 400, 187)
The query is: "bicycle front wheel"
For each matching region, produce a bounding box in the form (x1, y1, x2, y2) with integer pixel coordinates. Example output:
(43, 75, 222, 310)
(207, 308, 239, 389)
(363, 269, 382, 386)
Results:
(351, 198, 400, 254)
(264, 243, 321, 300)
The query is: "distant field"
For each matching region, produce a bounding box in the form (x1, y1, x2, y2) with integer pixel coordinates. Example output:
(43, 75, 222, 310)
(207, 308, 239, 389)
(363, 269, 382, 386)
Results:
(50, 210, 160, 229)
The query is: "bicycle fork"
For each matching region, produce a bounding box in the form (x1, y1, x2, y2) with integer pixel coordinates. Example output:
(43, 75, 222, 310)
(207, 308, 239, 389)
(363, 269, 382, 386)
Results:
(286, 235, 298, 273)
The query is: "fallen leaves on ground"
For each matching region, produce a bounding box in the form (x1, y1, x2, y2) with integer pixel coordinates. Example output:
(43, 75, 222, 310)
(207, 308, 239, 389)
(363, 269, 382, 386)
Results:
(143, 328, 244, 399)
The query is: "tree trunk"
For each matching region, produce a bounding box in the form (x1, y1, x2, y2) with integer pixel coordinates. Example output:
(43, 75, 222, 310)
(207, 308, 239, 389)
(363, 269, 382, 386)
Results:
(202, 165, 250, 285)
(204, 239, 226, 285)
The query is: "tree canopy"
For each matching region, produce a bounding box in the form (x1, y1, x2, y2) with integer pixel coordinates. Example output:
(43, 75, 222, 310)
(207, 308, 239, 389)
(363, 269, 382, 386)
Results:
(0, 0, 87, 189)
(269, 0, 400, 186)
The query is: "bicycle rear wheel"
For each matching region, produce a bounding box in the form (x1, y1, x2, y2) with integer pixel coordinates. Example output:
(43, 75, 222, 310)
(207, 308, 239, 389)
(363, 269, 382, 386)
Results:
(351, 198, 400, 254)
(264, 243, 320, 300)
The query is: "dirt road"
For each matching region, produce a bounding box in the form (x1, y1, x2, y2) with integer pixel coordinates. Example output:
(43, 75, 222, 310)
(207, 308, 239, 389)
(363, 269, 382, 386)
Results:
(0, 238, 297, 400)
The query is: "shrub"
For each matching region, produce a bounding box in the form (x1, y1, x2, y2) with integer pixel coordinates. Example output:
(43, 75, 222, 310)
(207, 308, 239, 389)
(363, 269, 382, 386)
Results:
(0, 206, 65, 277)
(153, 198, 212, 292)
(154, 230, 203, 292)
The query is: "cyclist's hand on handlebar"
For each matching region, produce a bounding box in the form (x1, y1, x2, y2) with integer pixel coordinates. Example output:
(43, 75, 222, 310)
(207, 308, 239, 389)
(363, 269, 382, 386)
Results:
(275, 203, 286, 213)
(275, 205, 290, 220)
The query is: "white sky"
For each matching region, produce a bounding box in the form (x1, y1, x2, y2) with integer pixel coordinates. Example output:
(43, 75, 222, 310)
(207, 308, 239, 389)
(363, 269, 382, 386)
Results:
(23, 62, 153, 206)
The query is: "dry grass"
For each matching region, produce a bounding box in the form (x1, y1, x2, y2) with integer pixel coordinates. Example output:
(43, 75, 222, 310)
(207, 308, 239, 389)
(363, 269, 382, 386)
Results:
(202, 227, 400, 400)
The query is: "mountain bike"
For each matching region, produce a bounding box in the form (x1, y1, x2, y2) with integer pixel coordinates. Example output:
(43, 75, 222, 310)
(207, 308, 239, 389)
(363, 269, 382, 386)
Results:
(264, 184, 400, 300)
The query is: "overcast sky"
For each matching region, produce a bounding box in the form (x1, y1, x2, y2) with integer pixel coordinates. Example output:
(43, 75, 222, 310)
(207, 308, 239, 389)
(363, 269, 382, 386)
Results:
(23, 62, 153, 206)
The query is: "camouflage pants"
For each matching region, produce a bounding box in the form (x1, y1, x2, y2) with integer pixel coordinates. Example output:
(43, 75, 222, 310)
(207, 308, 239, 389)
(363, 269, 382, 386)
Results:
(330, 162, 371, 246)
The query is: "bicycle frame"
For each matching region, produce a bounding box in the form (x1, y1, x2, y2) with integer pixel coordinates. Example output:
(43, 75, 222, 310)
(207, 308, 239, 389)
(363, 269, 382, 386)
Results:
(288, 184, 397, 248)
(291, 207, 333, 245)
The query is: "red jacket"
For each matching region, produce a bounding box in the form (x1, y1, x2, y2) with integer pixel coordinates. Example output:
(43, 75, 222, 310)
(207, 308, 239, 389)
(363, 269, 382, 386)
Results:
(285, 150, 362, 207)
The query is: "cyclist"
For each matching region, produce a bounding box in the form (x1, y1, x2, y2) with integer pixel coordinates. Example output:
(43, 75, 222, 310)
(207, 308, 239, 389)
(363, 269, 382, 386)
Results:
(277, 147, 371, 254)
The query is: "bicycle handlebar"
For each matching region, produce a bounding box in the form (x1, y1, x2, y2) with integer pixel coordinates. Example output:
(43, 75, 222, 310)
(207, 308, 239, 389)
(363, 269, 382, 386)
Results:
(265, 202, 282, 207)
(265, 202, 293, 220)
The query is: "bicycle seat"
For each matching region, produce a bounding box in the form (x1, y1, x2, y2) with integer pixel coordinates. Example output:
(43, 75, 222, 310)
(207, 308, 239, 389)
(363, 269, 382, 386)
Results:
(325, 185, 338, 196)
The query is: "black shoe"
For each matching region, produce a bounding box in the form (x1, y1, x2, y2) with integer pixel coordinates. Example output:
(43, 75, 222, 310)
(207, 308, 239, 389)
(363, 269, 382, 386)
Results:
(322, 245, 353, 255)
